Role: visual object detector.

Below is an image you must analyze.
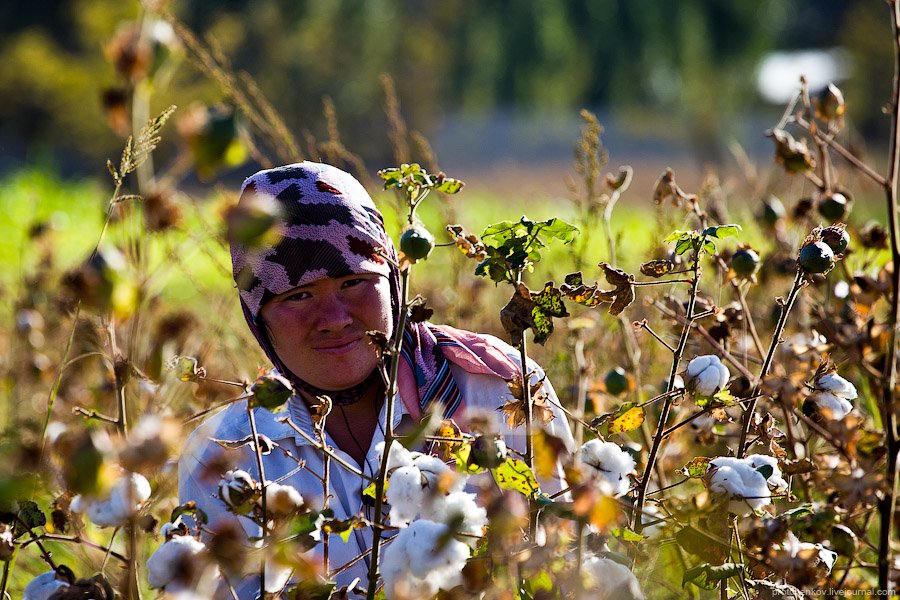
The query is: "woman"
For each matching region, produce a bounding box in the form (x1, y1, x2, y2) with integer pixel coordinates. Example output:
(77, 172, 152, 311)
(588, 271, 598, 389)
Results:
(179, 161, 574, 595)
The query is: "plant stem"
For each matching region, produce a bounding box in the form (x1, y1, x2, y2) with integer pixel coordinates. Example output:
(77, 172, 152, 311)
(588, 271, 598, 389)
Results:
(634, 240, 704, 531)
(737, 270, 804, 458)
(879, 3, 900, 591)
(247, 405, 267, 600)
(366, 267, 410, 600)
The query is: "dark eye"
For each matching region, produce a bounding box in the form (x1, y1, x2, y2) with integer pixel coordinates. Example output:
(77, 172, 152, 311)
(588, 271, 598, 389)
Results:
(285, 290, 311, 301)
(342, 278, 366, 289)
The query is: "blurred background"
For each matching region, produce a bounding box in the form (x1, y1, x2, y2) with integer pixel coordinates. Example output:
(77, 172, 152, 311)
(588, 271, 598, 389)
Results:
(0, 0, 892, 189)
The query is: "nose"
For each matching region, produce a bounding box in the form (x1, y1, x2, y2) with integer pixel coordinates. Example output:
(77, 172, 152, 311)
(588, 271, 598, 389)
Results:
(314, 292, 354, 332)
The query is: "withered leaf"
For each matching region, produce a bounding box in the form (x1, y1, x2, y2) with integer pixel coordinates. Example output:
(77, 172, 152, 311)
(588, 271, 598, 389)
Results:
(211, 434, 277, 455)
(499, 282, 569, 346)
(640, 259, 676, 278)
(408, 298, 434, 323)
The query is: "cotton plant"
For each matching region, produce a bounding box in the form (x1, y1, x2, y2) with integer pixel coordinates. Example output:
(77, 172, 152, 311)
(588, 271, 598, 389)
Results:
(767, 532, 838, 586)
(581, 554, 644, 600)
(147, 531, 220, 593)
(683, 355, 730, 398)
(376, 441, 489, 598)
(69, 471, 151, 528)
(380, 519, 471, 600)
(578, 439, 636, 497)
(706, 454, 788, 515)
(805, 370, 858, 420)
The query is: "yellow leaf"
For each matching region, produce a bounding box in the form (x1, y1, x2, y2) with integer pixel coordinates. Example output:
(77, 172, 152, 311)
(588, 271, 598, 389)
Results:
(608, 406, 645, 435)
(492, 458, 540, 497)
(533, 429, 567, 479)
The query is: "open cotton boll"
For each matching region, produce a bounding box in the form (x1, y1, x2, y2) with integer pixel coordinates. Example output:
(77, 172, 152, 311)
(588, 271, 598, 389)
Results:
(578, 440, 636, 497)
(412, 454, 462, 492)
(708, 455, 784, 515)
(71, 472, 151, 528)
(264, 482, 304, 517)
(810, 391, 854, 420)
(381, 520, 470, 599)
(147, 535, 215, 591)
(684, 355, 730, 397)
(375, 440, 414, 471)
(264, 557, 293, 593)
(23, 571, 70, 600)
(581, 555, 644, 600)
(771, 532, 838, 576)
(387, 466, 426, 525)
(746, 454, 788, 494)
(815, 373, 858, 400)
(430, 491, 487, 546)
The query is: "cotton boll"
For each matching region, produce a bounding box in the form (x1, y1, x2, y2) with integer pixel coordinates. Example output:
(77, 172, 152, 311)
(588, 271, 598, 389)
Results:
(809, 391, 854, 420)
(264, 482, 304, 517)
(147, 535, 212, 590)
(380, 520, 470, 599)
(815, 373, 857, 400)
(107, 472, 152, 518)
(708, 456, 783, 515)
(264, 557, 293, 593)
(71, 472, 151, 528)
(412, 454, 462, 492)
(23, 571, 70, 600)
(578, 440, 636, 497)
(746, 454, 788, 494)
(218, 469, 257, 514)
(387, 466, 426, 525)
(430, 492, 487, 545)
(581, 555, 644, 600)
(375, 441, 414, 472)
(684, 355, 730, 397)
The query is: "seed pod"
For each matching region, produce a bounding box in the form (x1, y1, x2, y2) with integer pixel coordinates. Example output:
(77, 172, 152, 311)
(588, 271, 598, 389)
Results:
(815, 83, 846, 121)
(817, 192, 850, 223)
(760, 195, 785, 226)
(604, 367, 629, 396)
(730, 248, 760, 278)
(820, 226, 850, 255)
(798, 241, 835, 274)
(399, 226, 435, 260)
(469, 434, 507, 469)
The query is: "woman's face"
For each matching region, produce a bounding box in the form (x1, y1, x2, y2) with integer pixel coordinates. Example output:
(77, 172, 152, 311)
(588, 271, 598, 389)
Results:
(259, 273, 393, 391)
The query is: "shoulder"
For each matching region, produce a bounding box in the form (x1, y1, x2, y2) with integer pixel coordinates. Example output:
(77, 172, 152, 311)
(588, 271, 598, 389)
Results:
(474, 332, 548, 378)
(180, 400, 296, 466)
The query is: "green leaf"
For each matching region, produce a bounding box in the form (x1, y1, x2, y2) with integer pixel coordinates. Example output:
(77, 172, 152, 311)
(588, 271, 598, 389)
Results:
(435, 178, 464, 194)
(680, 457, 711, 478)
(610, 527, 645, 542)
(492, 458, 541, 497)
(682, 563, 744, 590)
(15, 500, 46, 536)
(778, 504, 815, 520)
(755, 464, 774, 480)
(702, 239, 717, 254)
(664, 229, 691, 243)
(674, 235, 695, 255)
(702, 224, 742, 239)
(521, 570, 553, 599)
(712, 388, 736, 406)
(536, 217, 578, 243)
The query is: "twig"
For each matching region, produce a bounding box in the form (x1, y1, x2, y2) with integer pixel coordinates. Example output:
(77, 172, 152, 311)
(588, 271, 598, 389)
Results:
(278, 417, 373, 482)
(878, 3, 900, 590)
(737, 270, 805, 458)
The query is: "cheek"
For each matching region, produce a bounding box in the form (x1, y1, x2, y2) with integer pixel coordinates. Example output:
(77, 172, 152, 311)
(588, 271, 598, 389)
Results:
(369, 280, 394, 336)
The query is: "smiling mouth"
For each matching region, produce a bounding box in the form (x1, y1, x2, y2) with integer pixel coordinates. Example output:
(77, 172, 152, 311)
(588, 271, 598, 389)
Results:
(313, 338, 361, 354)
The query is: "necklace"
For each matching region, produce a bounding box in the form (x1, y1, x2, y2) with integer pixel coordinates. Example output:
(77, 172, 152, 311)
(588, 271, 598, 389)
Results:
(290, 369, 382, 405)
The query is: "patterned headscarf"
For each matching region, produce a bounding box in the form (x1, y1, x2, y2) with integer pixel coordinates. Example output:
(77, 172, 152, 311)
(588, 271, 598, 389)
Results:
(230, 162, 518, 417)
